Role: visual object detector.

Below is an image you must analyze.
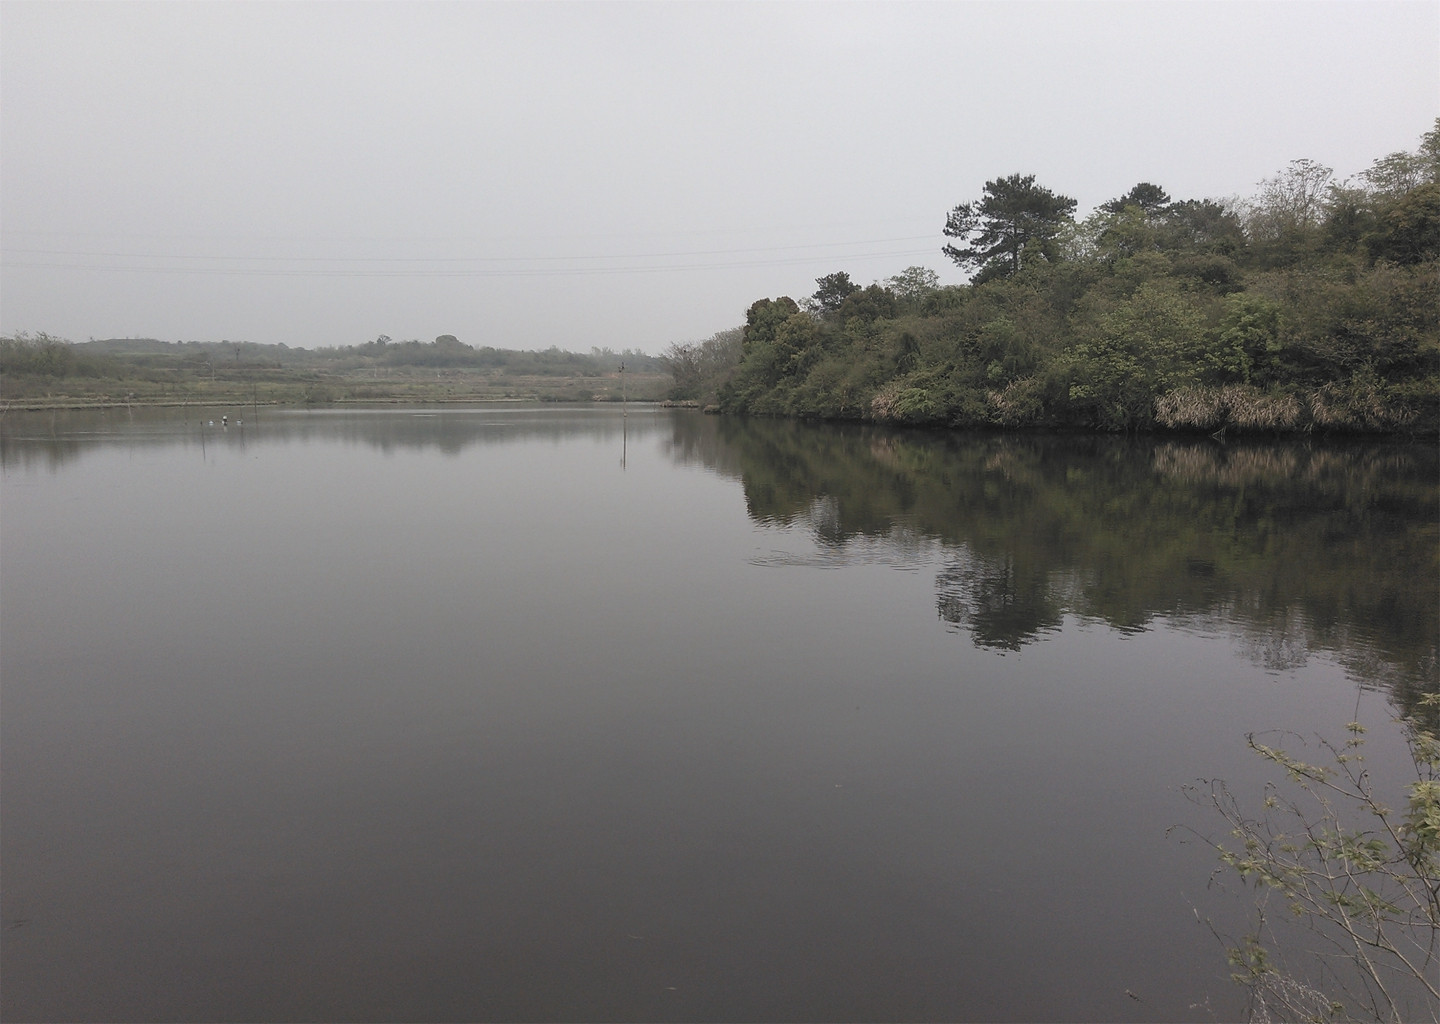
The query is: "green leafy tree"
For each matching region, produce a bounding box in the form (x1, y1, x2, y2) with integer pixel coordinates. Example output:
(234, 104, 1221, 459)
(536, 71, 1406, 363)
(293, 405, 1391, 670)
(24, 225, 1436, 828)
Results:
(1364, 152, 1429, 201)
(0, 331, 75, 377)
(773, 310, 824, 378)
(1323, 182, 1382, 253)
(1214, 293, 1284, 385)
(720, 297, 804, 412)
(1323, 121, 1440, 256)
(885, 266, 940, 305)
(1066, 281, 1208, 429)
(1420, 118, 1440, 183)
(973, 314, 1043, 383)
(1090, 183, 1178, 261)
(1092, 204, 1163, 261)
(1160, 199, 1247, 255)
(943, 174, 1078, 283)
(1100, 182, 1172, 215)
(808, 272, 861, 317)
(741, 296, 801, 352)
(836, 283, 898, 326)
(1362, 118, 1440, 198)
(893, 330, 921, 374)
(1247, 159, 1335, 245)
(1371, 182, 1440, 264)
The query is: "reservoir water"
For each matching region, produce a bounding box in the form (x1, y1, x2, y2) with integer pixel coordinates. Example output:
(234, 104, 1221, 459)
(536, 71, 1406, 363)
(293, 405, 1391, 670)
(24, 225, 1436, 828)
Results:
(2, 405, 1435, 1022)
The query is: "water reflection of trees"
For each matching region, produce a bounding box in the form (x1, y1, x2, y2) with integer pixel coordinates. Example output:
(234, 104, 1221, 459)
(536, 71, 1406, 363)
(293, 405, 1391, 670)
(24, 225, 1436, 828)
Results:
(666, 414, 1438, 713)
(0, 405, 662, 469)
(935, 556, 1064, 651)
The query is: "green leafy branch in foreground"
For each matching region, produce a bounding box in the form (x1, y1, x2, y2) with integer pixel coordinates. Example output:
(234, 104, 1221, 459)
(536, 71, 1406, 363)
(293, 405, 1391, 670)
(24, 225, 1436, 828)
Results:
(1186, 695, 1440, 1022)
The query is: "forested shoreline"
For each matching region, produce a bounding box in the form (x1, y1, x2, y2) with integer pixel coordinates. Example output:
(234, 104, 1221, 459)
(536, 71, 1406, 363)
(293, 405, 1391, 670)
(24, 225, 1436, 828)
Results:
(666, 123, 1440, 436)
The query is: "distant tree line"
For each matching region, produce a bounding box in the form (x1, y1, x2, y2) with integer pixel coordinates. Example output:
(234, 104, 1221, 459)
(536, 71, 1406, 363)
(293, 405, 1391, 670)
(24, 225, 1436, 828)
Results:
(0, 332, 666, 383)
(664, 120, 1440, 435)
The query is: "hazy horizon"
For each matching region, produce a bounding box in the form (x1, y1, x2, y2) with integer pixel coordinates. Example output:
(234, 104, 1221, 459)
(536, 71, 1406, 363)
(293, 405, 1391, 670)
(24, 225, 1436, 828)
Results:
(3, 1, 1435, 355)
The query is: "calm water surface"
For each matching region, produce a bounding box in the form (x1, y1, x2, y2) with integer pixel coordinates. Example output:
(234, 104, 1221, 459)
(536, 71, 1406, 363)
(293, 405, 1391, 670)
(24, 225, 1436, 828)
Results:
(2, 405, 1435, 1022)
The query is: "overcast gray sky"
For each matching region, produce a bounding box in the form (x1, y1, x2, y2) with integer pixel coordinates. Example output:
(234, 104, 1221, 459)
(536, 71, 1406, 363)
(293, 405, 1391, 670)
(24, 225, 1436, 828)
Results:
(2, 2, 1435, 354)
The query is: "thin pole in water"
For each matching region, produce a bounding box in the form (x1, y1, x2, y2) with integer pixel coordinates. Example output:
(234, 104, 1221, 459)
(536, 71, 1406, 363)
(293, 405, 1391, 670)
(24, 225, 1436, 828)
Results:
(618, 360, 628, 469)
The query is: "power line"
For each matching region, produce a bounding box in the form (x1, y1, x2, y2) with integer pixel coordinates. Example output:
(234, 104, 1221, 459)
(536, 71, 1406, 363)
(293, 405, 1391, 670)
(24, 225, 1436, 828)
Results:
(1, 234, 938, 264)
(1, 246, 941, 278)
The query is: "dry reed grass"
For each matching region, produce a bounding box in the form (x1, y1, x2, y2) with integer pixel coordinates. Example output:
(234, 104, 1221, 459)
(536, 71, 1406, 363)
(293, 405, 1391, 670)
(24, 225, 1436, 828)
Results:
(986, 377, 1043, 426)
(1308, 379, 1416, 430)
(869, 380, 903, 422)
(1155, 385, 1301, 432)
